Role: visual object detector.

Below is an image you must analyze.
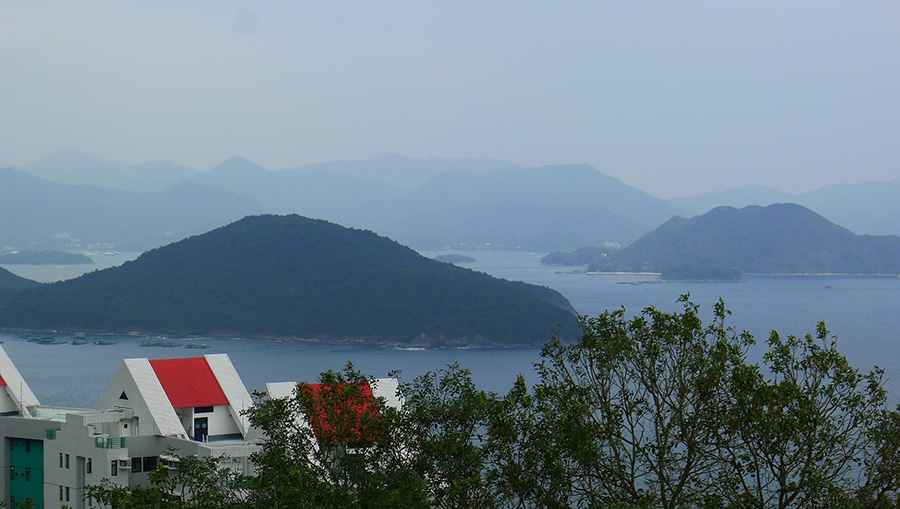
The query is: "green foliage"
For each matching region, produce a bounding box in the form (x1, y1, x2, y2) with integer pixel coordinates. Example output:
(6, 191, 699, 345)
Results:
(86, 450, 249, 508)
(86, 297, 900, 508)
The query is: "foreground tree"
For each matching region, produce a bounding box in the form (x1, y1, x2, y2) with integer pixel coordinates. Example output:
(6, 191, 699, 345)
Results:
(719, 324, 894, 508)
(534, 296, 752, 508)
(86, 297, 900, 508)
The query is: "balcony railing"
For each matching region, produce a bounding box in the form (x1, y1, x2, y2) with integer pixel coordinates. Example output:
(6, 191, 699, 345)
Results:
(95, 437, 126, 449)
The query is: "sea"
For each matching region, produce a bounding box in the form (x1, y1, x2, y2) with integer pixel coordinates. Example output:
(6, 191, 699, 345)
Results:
(2, 251, 899, 409)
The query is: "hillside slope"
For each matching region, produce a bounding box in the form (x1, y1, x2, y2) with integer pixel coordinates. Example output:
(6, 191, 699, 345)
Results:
(0, 215, 579, 346)
(591, 204, 900, 274)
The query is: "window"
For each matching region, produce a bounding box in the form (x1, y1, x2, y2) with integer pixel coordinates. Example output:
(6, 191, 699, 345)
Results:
(25, 441, 30, 452)
(65, 454, 70, 469)
(9, 467, 13, 480)
(25, 468, 30, 482)
(143, 456, 157, 472)
(119, 391, 128, 400)
(194, 406, 214, 413)
(66, 486, 70, 502)
(59, 486, 63, 500)
(87, 458, 92, 474)
(132, 457, 142, 473)
(110, 460, 117, 476)
(59, 453, 63, 468)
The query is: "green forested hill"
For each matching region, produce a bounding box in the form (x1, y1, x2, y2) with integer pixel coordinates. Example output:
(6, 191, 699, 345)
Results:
(0, 215, 578, 346)
(589, 204, 900, 274)
(0, 267, 40, 301)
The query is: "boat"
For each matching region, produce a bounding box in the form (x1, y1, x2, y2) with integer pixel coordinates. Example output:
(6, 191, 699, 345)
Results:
(93, 341, 116, 346)
(140, 340, 180, 348)
(184, 344, 211, 349)
(70, 340, 88, 345)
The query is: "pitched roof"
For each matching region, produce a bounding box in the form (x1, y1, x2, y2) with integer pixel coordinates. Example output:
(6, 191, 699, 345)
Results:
(0, 346, 40, 412)
(301, 382, 382, 444)
(149, 357, 229, 409)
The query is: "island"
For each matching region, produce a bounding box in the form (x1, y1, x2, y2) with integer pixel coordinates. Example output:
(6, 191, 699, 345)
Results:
(0, 250, 94, 265)
(543, 204, 900, 275)
(433, 254, 476, 264)
(0, 215, 579, 347)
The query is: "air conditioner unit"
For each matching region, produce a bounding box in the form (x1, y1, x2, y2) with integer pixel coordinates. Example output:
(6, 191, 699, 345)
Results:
(118, 458, 131, 469)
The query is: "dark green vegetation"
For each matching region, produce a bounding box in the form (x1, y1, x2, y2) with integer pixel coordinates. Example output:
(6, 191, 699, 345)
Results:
(88, 298, 900, 508)
(0, 215, 578, 346)
(433, 254, 476, 264)
(545, 203, 900, 275)
(0, 267, 40, 302)
(0, 250, 93, 265)
(659, 264, 743, 282)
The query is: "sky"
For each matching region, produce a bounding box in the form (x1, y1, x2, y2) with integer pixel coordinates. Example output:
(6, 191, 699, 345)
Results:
(2, 1, 899, 198)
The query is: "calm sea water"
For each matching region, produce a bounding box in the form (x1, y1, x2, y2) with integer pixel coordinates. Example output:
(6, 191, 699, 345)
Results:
(2, 251, 899, 408)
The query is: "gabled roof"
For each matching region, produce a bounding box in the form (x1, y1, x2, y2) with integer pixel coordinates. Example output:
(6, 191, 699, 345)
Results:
(0, 345, 40, 414)
(149, 357, 229, 409)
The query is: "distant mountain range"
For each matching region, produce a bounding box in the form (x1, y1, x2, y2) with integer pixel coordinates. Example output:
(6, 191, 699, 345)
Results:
(4, 151, 684, 252)
(544, 203, 900, 275)
(6, 150, 898, 253)
(0, 168, 263, 251)
(0, 215, 579, 346)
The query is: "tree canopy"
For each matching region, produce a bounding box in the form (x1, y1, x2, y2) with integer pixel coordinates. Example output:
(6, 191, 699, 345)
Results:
(85, 297, 900, 508)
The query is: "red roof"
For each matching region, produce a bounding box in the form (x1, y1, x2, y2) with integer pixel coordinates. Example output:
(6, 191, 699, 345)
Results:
(149, 357, 229, 409)
(301, 382, 382, 444)
(0, 373, 6, 386)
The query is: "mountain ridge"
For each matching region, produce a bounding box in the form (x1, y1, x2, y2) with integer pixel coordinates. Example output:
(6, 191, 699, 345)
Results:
(544, 203, 900, 275)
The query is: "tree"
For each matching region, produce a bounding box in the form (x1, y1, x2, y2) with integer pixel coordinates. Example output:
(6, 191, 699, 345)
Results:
(535, 296, 752, 508)
(718, 323, 892, 508)
(86, 451, 249, 508)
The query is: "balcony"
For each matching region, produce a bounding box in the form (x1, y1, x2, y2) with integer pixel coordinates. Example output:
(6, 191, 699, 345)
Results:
(95, 436, 127, 449)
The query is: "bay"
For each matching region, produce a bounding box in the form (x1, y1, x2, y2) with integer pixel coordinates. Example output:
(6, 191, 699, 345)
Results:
(1, 250, 898, 408)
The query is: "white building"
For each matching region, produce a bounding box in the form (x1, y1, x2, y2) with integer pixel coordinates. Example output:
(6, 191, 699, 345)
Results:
(0, 348, 258, 509)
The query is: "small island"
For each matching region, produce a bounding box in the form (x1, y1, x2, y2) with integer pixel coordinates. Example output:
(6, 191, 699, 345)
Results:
(0, 250, 94, 265)
(659, 265, 743, 282)
(434, 254, 476, 264)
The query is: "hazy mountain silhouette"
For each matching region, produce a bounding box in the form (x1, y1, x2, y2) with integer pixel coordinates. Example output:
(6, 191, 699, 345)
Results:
(670, 180, 900, 236)
(292, 153, 521, 190)
(0, 168, 262, 251)
(378, 165, 684, 250)
(21, 150, 199, 192)
(557, 203, 900, 274)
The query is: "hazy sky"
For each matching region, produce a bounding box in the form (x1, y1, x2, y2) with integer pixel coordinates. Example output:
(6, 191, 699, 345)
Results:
(2, 1, 898, 197)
